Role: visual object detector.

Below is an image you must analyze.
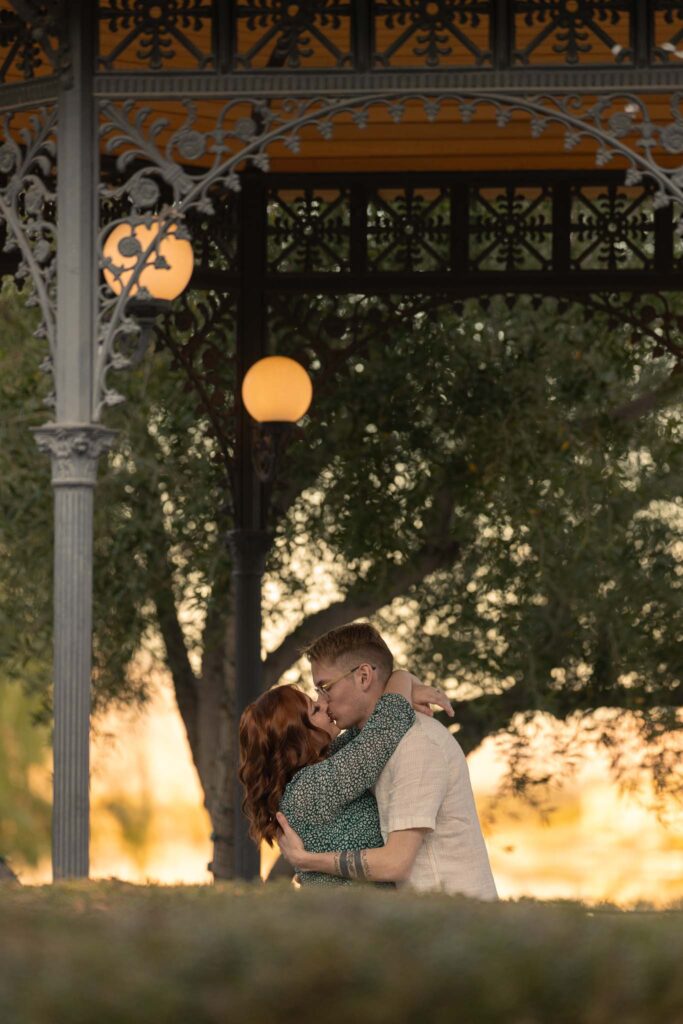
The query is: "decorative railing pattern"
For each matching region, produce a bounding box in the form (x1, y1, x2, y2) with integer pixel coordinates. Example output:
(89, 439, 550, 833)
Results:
(257, 175, 665, 280)
(266, 186, 351, 271)
(1, 1, 682, 82)
(0, 1, 682, 82)
(89, 0, 683, 75)
(92, 0, 683, 72)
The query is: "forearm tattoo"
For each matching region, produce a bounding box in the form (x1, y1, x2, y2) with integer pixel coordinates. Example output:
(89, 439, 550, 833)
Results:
(336, 849, 372, 882)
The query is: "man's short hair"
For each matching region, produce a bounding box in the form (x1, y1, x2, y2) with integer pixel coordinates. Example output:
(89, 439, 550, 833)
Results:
(301, 622, 394, 682)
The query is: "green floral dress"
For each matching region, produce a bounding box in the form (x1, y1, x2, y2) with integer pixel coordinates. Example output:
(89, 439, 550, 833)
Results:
(279, 693, 415, 887)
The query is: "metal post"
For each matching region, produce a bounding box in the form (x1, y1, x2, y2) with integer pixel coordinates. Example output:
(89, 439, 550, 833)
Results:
(227, 528, 271, 880)
(230, 170, 268, 880)
(32, 2, 109, 880)
(33, 425, 115, 878)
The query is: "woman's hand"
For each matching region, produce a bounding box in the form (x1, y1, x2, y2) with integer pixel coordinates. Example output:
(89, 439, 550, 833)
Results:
(276, 812, 309, 871)
(386, 670, 454, 717)
(411, 678, 454, 718)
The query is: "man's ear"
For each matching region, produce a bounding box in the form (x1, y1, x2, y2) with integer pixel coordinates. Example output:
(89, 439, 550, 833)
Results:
(356, 662, 376, 692)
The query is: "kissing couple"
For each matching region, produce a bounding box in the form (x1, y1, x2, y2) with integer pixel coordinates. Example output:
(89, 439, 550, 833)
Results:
(239, 621, 497, 896)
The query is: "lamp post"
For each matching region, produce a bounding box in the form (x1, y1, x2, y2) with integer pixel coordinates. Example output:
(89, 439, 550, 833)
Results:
(230, 355, 313, 880)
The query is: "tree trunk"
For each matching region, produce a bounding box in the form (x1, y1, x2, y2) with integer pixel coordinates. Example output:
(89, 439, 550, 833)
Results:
(193, 610, 239, 881)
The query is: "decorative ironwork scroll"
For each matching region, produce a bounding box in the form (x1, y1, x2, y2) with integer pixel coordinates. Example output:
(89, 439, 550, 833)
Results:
(187, 191, 240, 275)
(580, 290, 683, 361)
(156, 287, 237, 475)
(0, 105, 57, 397)
(96, 87, 683, 413)
(98, 91, 683, 213)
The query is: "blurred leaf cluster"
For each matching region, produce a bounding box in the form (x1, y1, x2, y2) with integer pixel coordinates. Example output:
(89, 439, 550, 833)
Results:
(0, 681, 50, 867)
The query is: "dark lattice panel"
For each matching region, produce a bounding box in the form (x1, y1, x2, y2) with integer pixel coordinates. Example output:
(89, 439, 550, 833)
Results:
(234, 0, 353, 69)
(367, 188, 451, 272)
(158, 288, 238, 470)
(569, 184, 656, 271)
(0, 1, 60, 82)
(258, 175, 671, 285)
(652, 0, 683, 61)
(187, 193, 240, 274)
(88, 1, 683, 73)
(98, 0, 216, 71)
(469, 186, 553, 271)
(513, 0, 634, 66)
(672, 204, 683, 267)
(268, 291, 385, 363)
(266, 187, 351, 271)
(372, 1, 493, 68)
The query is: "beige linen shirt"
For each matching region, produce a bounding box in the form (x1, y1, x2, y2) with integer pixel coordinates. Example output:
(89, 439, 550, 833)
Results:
(373, 714, 498, 899)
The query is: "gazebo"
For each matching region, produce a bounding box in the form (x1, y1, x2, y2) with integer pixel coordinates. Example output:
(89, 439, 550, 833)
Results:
(1, 0, 682, 881)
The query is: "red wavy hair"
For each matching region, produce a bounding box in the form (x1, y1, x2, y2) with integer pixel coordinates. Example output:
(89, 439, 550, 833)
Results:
(239, 685, 332, 846)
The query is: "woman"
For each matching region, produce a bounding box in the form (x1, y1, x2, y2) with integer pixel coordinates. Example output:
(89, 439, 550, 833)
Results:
(239, 671, 448, 886)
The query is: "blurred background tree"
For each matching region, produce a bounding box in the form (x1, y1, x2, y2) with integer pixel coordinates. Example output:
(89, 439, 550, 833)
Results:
(0, 276, 681, 876)
(0, 678, 51, 869)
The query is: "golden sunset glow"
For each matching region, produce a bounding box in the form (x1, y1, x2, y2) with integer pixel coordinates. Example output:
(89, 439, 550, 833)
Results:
(15, 672, 683, 906)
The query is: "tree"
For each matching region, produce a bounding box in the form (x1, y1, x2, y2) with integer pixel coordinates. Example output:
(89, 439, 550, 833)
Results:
(1, 277, 681, 877)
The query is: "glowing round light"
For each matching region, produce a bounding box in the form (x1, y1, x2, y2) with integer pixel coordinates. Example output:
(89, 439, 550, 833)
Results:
(102, 219, 194, 301)
(242, 356, 313, 423)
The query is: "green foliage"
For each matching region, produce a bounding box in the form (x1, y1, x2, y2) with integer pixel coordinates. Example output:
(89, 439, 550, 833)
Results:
(0, 277, 681, 800)
(0, 279, 53, 712)
(0, 882, 681, 1024)
(270, 292, 681, 700)
(0, 681, 50, 866)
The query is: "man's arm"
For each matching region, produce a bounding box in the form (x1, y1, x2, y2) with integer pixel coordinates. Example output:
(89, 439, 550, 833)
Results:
(276, 812, 426, 883)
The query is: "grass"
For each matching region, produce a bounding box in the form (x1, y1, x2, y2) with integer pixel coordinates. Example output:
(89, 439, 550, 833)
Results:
(1, 881, 682, 1023)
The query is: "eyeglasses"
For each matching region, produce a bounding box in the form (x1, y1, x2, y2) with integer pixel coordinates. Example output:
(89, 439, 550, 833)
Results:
(314, 663, 376, 696)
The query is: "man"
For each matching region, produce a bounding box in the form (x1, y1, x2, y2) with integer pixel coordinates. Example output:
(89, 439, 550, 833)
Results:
(277, 621, 498, 899)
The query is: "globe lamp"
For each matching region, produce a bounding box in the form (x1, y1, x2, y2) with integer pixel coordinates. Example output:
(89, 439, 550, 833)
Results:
(242, 356, 313, 424)
(103, 218, 194, 302)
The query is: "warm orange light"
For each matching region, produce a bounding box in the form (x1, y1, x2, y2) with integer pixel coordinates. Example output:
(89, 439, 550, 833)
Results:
(242, 356, 313, 423)
(103, 219, 194, 301)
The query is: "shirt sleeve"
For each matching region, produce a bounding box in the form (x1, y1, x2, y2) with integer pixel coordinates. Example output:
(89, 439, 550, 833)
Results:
(381, 729, 449, 835)
(284, 694, 415, 824)
(326, 729, 355, 756)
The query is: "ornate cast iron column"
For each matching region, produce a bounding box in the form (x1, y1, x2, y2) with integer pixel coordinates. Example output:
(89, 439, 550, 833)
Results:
(32, 425, 115, 877)
(33, 3, 110, 879)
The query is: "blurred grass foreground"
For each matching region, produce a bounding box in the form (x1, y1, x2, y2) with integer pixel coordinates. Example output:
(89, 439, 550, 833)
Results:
(1, 882, 682, 1024)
